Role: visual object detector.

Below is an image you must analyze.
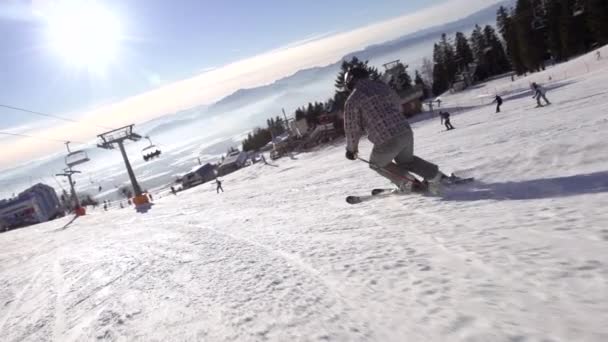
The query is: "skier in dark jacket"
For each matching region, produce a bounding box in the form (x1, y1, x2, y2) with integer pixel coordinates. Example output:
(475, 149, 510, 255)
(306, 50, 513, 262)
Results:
(216, 179, 224, 193)
(439, 111, 455, 130)
(492, 95, 503, 113)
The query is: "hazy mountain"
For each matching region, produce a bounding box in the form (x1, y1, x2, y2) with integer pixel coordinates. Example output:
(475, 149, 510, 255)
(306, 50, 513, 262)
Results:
(141, 0, 514, 137)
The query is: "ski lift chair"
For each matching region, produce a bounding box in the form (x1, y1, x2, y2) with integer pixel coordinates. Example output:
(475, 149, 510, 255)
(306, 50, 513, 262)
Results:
(64, 141, 90, 168)
(141, 136, 162, 162)
(65, 149, 90, 168)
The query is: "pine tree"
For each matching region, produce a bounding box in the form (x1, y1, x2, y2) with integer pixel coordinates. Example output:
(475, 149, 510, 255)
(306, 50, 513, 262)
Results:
(483, 25, 511, 75)
(497, 6, 527, 74)
(440, 33, 458, 83)
(544, 0, 565, 61)
(454, 32, 474, 71)
(385, 61, 412, 92)
(470, 25, 489, 80)
(432, 43, 449, 95)
(420, 57, 434, 88)
(586, 0, 608, 44)
(514, 0, 547, 72)
(414, 70, 430, 99)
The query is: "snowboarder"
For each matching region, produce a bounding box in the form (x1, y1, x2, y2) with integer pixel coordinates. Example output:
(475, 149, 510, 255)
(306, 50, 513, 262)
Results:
(492, 95, 503, 113)
(216, 179, 224, 193)
(439, 111, 455, 130)
(170, 186, 177, 195)
(531, 82, 550, 107)
(342, 66, 459, 193)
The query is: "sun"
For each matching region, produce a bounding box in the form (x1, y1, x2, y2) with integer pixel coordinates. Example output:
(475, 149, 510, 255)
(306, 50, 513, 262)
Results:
(45, 1, 122, 73)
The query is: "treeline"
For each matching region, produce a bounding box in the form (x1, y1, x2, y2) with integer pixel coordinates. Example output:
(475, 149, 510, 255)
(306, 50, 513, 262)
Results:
(242, 116, 287, 152)
(332, 56, 430, 109)
(432, 0, 608, 95)
(498, 0, 607, 74)
(294, 102, 326, 126)
(432, 27, 511, 95)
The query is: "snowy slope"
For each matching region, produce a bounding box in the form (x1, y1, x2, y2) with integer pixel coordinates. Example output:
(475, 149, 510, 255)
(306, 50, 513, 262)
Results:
(1, 51, 608, 341)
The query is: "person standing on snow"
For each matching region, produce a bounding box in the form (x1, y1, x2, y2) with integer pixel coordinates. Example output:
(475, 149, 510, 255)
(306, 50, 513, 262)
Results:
(532, 82, 550, 107)
(492, 95, 503, 113)
(215, 179, 224, 193)
(439, 111, 455, 131)
(342, 66, 458, 192)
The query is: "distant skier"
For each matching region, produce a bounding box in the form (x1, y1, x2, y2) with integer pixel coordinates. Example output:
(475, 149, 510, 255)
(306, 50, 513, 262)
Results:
(492, 95, 503, 113)
(170, 186, 177, 195)
(439, 111, 455, 131)
(342, 66, 461, 193)
(216, 179, 224, 193)
(531, 82, 550, 107)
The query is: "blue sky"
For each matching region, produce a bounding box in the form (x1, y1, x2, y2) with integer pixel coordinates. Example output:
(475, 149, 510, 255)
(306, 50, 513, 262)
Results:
(0, 0, 440, 128)
(0, 0, 497, 168)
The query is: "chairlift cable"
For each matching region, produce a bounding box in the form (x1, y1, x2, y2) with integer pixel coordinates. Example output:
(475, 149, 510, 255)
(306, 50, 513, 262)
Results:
(0, 131, 87, 144)
(0, 103, 115, 130)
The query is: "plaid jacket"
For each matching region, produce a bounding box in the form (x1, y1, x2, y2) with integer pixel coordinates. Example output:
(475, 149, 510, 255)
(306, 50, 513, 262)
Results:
(343, 79, 411, 152)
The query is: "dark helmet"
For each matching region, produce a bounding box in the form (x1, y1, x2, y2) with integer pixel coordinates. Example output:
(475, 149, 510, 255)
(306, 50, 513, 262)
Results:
(344, 66, 370, 91)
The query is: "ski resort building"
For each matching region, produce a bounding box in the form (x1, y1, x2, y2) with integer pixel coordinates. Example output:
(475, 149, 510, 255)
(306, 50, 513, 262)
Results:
(218, 150, 249, 176)
(181, 163, 217, 189)
(0, 183, 62, 230)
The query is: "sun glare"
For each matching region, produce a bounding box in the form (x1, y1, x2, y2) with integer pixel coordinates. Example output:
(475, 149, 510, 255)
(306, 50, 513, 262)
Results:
(45, 1, 122, 73)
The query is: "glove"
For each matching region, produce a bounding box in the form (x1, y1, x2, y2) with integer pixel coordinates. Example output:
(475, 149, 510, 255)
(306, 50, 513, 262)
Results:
(345, 150, 357, 161)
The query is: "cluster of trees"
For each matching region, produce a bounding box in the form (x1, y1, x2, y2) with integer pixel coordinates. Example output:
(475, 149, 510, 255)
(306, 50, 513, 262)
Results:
(432, 26, 510, 95)
(498, 0, 608, 74)
(242, 116, 287, 152)
(432, 0, 608, 95)
(294, 102, 327, 126)
(331, 56, 430, 109)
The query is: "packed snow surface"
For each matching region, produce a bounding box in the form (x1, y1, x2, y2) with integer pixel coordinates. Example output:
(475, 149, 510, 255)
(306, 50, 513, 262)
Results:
(1, 52, 608, 341)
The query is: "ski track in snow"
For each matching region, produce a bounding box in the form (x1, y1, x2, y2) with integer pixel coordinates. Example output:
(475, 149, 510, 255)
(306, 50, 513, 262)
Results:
(1, 49, 608, 341)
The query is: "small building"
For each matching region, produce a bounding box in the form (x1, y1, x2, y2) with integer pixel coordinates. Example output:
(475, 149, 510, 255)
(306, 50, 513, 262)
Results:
(218, 150, 249, 176)
(182, 163, 217, 189)
(394, 85, 424, 117)
(0, 183, 62, 230)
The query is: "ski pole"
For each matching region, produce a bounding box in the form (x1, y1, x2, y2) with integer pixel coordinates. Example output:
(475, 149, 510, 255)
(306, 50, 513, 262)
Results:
(357, 157, 419, 183)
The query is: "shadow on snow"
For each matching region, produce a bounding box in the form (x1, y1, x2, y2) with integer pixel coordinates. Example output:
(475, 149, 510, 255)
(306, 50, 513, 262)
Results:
(442, 171, 608, 202)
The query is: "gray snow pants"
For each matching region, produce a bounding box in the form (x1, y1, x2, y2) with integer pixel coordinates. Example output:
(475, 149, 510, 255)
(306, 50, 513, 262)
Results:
(536, 93, 550, 106)
(369, 127, 439, 187)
